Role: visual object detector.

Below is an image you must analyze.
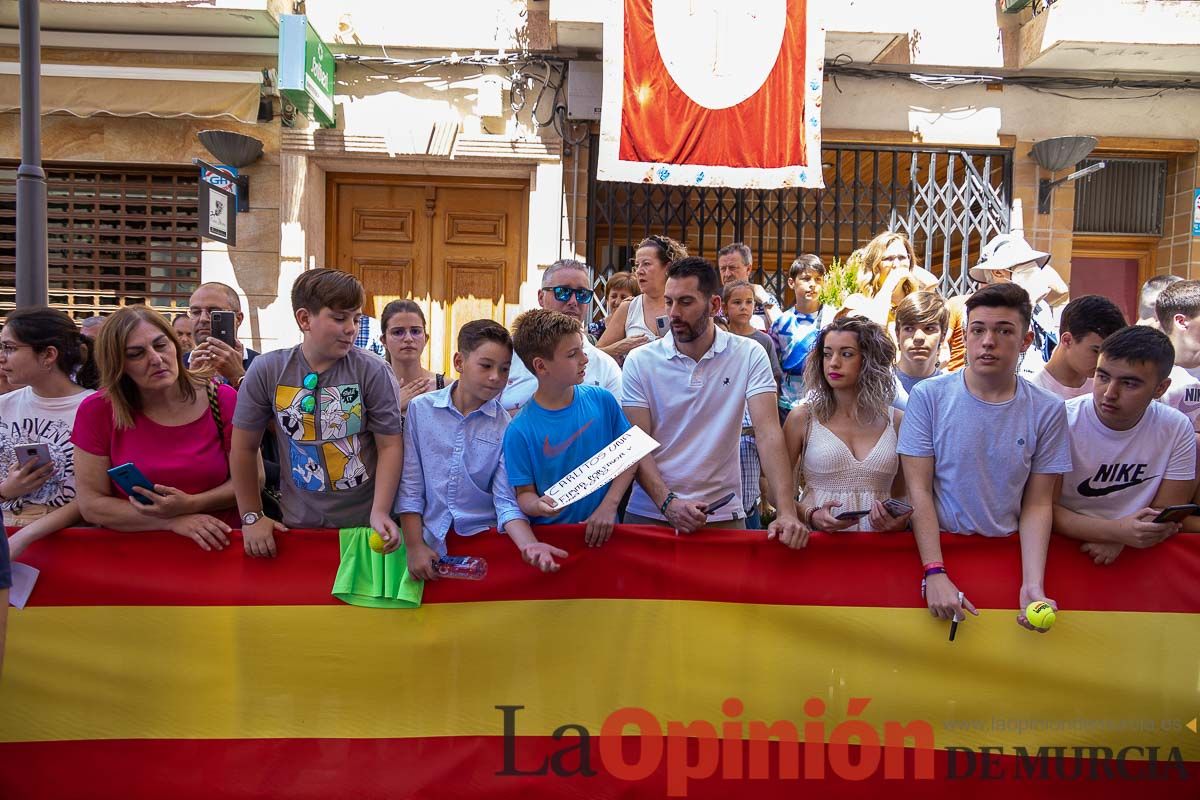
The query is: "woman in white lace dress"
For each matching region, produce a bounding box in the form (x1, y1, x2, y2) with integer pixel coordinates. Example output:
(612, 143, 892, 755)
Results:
(784, 316, 912, 532)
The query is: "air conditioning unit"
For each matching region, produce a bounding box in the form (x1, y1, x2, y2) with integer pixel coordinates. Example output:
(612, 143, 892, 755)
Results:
(566, 60, 602, 121)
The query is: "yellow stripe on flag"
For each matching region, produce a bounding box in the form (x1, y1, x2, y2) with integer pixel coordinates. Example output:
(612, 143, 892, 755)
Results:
(2, 600, 1197, 756)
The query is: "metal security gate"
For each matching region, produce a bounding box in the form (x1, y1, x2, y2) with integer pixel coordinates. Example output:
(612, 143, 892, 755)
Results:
(587, 141, 1011, 305)
(0, 164, 201, 321)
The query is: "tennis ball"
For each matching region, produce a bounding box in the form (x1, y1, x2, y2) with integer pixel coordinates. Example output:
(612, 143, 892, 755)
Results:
(1025, 601, 1056, 630)
(368, 531, 385, 554)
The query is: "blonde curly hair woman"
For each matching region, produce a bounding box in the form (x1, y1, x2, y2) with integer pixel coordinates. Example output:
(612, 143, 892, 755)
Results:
(784, 315, 912, 532)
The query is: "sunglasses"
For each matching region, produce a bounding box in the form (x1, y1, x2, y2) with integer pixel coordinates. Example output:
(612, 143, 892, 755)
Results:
(547, 286, 593, 304)
(300, 371, 318, 413)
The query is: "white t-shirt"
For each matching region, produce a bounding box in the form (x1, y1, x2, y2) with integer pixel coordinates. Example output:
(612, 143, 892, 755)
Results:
(621, 327, 776, 521)
(1158, 365, 1200, 432)
(1028, 365, 1093, 401)
(0, 386, 95, 519)
(501, 340, 622, 413)
(1060, 395, 1195, 520)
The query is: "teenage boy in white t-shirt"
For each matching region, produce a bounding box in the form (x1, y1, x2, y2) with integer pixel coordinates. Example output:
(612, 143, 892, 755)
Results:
(1155, 279, 1200, 431)
(898, 282, 1071, 632)
(621, 257, 806, 546)
(1055, 326, 1197, 565)
(1028, 295, 1125, 401)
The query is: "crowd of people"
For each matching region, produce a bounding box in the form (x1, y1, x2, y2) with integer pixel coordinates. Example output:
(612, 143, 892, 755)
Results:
(2, 229, 1198, 635)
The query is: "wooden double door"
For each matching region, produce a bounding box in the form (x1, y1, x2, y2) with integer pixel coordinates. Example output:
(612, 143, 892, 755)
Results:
(327, 174, 528, 374)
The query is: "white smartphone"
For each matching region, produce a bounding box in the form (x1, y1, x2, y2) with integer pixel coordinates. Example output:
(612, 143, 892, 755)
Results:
(15, 443, 52, 470)
(655, 315, 670, 337)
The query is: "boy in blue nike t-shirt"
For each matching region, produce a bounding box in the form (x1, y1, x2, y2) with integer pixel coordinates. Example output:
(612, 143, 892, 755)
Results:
(503, 309, 640, 546)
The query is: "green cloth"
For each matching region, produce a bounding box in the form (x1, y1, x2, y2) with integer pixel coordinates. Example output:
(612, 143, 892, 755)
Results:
(332, 527, 424, 609)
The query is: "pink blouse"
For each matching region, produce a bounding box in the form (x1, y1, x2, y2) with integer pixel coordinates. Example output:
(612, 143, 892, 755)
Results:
(72, 384, 238, 526)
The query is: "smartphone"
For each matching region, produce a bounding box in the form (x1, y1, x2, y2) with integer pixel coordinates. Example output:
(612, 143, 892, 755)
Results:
(705, 492, 737, 516)
(834, 509, 871, 521)
(15, 443, 52, 470)
(107, 462, 157, 505)
(210, 310, 237, 346)
(655, 315, 670, 337)
(1152, 503, 1200, 524)
(883, 499, 914, 517)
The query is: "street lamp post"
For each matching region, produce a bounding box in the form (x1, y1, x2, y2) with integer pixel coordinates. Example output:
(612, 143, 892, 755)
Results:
(16, 0, 48, 307)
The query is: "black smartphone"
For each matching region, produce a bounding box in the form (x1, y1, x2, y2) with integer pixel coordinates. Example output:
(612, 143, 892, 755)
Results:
(705, 492, 737, 515)
(1152, 504, 1200, 524)
(834, 509, 871, 521)
(107, 462, 157, 505)
(210, 310, 237, 346)
(15, 443, 52, 470)
(655, 315, 670, 337)
(883, 499, 914, 517)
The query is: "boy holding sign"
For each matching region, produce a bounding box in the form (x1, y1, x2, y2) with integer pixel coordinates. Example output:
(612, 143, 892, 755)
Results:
(503, 310, 642, 546)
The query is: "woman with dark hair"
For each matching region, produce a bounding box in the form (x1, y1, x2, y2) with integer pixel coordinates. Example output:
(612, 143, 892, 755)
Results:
(597, 235, 688, 362)
(784, 316, 912, 532)
(73, 305, 256, 551)
(0, 307, 98, 556)
(380, 300, 444, 417)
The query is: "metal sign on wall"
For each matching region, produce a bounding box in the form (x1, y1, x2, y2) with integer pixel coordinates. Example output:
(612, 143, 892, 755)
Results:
(279, 14, 335, 128)
(199, 180, 237, 246)
(598, 0, 825, 189)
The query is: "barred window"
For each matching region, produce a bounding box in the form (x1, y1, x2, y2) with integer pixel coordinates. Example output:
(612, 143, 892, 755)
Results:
(0, 165, 201, 321)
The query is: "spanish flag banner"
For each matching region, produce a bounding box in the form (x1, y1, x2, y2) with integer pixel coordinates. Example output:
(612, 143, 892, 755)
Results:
(1, 527, 1198, 798)
(597, 0, 825, 189)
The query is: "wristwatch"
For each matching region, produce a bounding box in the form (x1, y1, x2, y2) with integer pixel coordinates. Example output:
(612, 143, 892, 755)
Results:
(241, 510, 264, 526)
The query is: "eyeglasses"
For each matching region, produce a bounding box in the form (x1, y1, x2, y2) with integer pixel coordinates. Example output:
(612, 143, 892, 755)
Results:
(187, 306, 232, 319)
(300, 371, 318, 413)
(388, 327, 427, 340)
(0, 343, 32, 356)
(547, 286, 594, 304)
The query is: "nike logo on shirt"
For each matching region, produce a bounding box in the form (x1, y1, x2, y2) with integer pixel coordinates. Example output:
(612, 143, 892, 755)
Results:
(543, 420, 594, 458)
(1076, 477, 1154, 497)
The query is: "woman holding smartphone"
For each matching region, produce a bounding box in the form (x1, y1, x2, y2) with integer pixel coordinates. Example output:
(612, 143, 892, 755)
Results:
(597, 235, 687, 363)
(784, 316, 912, 532)
(0, 308, 98, 556)
(73, 306, 254, 551)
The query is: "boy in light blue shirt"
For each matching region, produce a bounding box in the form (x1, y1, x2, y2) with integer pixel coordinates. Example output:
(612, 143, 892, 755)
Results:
(503, 309, 639, 547)
(898, 283, 1071, 632)
(397, 320, 563, 578)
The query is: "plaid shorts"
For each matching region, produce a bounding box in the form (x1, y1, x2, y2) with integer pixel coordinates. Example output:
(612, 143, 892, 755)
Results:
(739, 434, 761, 514)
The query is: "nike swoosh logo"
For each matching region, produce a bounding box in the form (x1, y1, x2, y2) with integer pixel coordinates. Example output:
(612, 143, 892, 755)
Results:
(1076, 476, 1155, 497)
(543, 420, 594, 458)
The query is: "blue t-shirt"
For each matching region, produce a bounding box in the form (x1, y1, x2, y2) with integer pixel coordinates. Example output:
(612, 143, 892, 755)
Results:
(771, 305, 833, 408)
(896, 371, 1071, 536)
(503, 384, 632, 525)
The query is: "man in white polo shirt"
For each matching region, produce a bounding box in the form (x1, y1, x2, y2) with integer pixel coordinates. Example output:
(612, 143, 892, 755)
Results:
(621, 256, 806, 545)
(502, 258, 622, 413)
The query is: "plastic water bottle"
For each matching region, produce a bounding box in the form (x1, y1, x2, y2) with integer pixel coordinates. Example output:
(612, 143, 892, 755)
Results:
(436, 555, 488, 580)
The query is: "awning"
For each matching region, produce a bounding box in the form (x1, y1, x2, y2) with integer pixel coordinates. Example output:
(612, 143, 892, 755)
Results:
(0, 62, 263, 123)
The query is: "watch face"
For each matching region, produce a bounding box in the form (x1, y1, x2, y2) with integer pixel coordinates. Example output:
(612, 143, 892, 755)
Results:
(241, 512, 261, 525)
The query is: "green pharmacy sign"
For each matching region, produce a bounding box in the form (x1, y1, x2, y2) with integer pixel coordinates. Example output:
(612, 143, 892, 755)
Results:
(279, 14, 335, 128)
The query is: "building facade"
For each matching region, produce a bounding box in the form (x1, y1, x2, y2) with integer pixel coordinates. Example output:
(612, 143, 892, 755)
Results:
(3, 0, 1199, 364)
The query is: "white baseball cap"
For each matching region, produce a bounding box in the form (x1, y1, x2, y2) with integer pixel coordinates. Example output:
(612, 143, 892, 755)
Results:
(969, 233, 1051, 283)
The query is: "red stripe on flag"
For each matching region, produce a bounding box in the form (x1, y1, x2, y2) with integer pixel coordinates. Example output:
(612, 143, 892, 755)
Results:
(0, 737, 1193, 799)
(11, 526, 1200, 613)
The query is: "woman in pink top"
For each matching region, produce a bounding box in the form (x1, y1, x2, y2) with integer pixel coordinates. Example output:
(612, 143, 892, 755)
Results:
(73, 306, 256, 550)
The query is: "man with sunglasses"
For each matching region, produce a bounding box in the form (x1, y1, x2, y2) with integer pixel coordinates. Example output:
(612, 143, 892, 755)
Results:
(501, 259, 622, 413)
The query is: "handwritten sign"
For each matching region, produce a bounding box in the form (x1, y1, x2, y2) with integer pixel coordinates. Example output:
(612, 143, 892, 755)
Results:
(544, 426, 660, 510)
